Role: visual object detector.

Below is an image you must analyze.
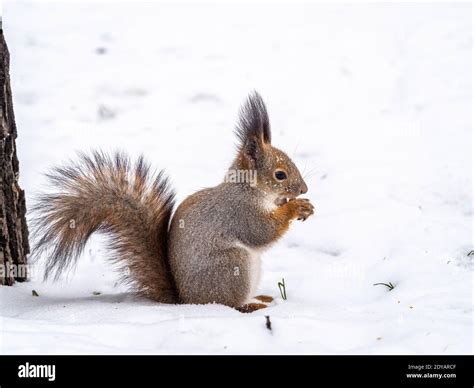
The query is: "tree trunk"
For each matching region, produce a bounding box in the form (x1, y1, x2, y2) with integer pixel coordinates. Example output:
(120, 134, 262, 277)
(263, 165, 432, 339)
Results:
(0, 27, 29, 285)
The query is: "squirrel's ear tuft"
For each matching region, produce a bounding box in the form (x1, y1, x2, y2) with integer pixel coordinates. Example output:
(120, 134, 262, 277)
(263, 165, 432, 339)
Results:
(235, 92, 272, 152)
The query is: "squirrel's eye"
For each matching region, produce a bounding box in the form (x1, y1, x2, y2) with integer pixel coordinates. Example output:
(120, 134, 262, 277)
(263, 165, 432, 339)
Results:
(274, 170, 287, 181)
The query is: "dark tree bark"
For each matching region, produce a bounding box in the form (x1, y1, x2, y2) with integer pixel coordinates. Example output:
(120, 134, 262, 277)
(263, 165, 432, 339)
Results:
(0, 27, 29, 285)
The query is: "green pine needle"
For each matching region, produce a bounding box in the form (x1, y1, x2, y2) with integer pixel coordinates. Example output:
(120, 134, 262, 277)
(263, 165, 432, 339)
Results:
(278, 278, 287, 300)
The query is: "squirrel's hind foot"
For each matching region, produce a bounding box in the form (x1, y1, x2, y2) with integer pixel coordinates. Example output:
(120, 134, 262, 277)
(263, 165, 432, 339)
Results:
(237, 302, 268, 313)
(237, 295, 274, 313)
(254, 295, 274, 303)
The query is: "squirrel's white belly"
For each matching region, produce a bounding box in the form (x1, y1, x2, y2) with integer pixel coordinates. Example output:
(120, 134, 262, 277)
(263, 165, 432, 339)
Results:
(247, 251, 262, 299)
(234, 241, 262, 300)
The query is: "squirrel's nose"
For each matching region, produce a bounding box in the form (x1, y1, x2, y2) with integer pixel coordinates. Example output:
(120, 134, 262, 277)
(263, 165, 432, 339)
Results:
(300, 182, 308, 195)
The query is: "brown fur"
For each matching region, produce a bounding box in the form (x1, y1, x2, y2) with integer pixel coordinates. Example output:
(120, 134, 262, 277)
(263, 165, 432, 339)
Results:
(31, 93, 314, 313)
(237, 303, 268, 313)
(270, 199, 314, 237)
(254, 295, 274, 303)
(31, 151, 177, 303)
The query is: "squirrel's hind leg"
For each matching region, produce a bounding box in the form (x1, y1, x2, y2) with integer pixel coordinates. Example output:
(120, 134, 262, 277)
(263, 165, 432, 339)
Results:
(237, 302, 268, 313)
(254, 295, 274, 303)
(236, 295, 274, 312)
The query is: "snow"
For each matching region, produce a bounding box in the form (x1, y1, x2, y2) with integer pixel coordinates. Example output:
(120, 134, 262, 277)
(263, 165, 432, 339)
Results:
(1, 2, 472, 354)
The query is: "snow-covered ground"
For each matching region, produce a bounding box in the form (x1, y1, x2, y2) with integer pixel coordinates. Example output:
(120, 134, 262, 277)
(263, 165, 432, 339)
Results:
(1, 2, 472, 354)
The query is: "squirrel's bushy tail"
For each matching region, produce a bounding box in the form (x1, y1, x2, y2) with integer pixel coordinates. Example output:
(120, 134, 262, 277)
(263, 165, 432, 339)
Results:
(31, 151, 177, 303)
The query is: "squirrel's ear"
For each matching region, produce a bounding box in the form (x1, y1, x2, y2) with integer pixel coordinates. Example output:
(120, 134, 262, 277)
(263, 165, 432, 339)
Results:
(243, 137, 261, 164)
(235, 92, 272, 159)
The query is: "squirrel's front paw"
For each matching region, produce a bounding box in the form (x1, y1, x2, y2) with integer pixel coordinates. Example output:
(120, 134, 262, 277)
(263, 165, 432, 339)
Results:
(291, 198, 314, 221)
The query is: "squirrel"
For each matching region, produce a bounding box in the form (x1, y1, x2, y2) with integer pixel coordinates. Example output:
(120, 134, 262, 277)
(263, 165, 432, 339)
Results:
(31, 92, 314, 313)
